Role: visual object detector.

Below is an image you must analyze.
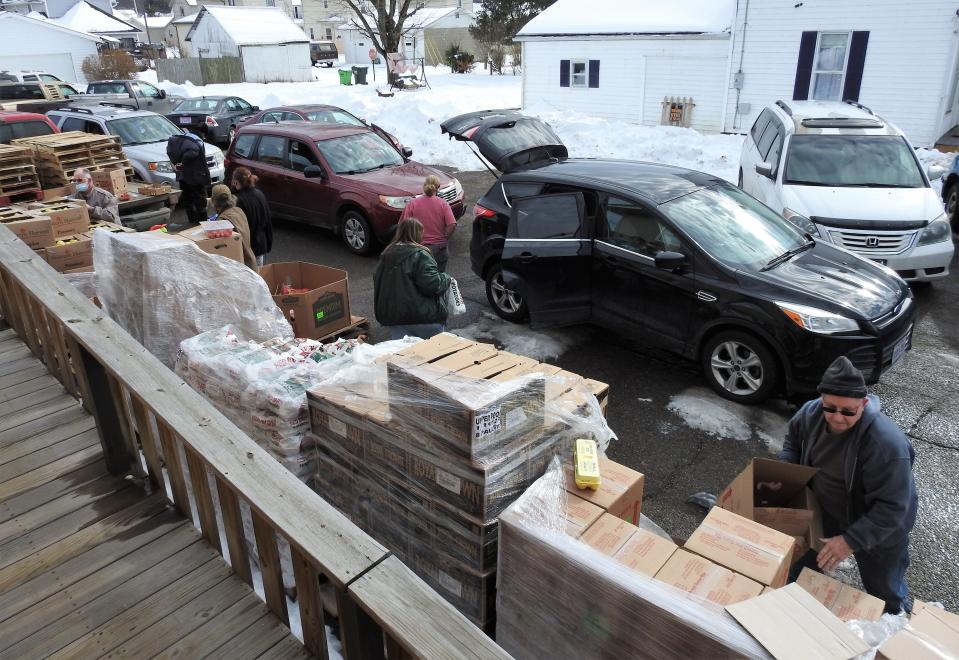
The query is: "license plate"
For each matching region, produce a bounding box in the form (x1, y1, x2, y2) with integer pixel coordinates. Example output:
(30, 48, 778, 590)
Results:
(891, 327, 911, 365)
(179, 117, 192, 125)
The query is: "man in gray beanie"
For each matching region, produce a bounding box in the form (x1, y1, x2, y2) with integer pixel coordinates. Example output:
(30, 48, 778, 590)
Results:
(779, 356, 917, 613)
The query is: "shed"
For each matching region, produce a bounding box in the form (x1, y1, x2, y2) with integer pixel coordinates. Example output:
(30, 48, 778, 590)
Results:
(516, 0, 735, 133)
(168, 12, 199, 56)
(0, 12, 105, 84)
(53, 0, 144, 46)
(186, 6, 312, 82)
(338, 6, 476, 66)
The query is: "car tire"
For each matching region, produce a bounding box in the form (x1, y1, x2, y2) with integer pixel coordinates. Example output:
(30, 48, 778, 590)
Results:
(701, 330, 779, 404)
(341, 211, 374, 255)
(945, 182, 959, 233)
(485, 263, 528, 322)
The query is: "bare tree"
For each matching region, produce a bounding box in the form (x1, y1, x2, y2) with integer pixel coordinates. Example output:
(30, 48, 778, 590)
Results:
(335, 0, 425, 64)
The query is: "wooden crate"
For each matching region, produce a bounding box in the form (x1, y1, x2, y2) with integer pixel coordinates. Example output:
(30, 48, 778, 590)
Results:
(0, 144, 41, 202)
(12, 131, 134, 188)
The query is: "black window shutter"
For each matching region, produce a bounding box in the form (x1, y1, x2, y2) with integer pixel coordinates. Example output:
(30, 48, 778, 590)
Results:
(588, 60, 600, 88)
(792, 31, 818, 100)
(560, 60, 570, 87)
(842, 31, 869, 102)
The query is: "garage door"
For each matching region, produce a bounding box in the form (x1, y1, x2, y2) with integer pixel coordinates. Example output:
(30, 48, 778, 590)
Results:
(0, 53, 77, 85)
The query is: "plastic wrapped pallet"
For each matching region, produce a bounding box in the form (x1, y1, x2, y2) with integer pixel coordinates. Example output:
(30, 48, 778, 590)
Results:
(496, 460, 770, 659)
(93, 230, 292, 366)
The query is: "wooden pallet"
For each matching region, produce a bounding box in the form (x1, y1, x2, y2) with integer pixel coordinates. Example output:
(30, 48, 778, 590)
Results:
(317, 314, 369, 343)
(12, 132, 134, 189)
(0, 189, 43, 206)
(0, 144, 41, 198)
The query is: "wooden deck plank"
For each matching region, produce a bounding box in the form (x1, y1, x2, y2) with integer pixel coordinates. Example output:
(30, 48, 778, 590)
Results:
(257, 635, 315, 659)
(47, 559, 236, 660)
(0, 394, 80, 436)
(0, 480, 138, 570)
(0, 472, 130, 545)
(0, 429, 98, 483)
(0, 525, 204, 656)
(0, 357, 36, 379)
(139, 592, 273, 660)
(0, 343, 29, 363)
(0, 443, 101, 501)
(0, 404, 88, 450)
(0, 493, 168, 593)
(0, 329, 17, 343)
(0, 415, 96, 465)
(0, 365, 51, 394)
(197, 609, 295, 659)
(0, 506, 183, 623)
(0, 382, 66, 418)
(0, 458, 106, 524)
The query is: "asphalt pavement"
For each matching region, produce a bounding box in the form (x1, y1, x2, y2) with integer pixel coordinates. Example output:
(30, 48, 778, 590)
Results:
(266, 167, 959, 611)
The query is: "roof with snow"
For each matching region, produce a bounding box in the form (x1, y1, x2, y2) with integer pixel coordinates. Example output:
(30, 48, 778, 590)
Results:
(0, 9, 105, 41)
(340, 6, 470, 32)
(517, 0, 734, 37)
(144, 15, 172, 28)
(55, 1, 141, 34)
(173, 12, 199, 25)
(190, 6, 308, 46)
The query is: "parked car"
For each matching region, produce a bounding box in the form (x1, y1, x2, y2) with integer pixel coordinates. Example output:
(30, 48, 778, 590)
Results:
(167, 96, 259, 145)
(739, 100, 954, 283)
(443, 109, 915, 404)
(0, 70, 66, 83)
(0, 110, 58, 143)
(0, 81, 84, 111)
(238, 104, 407, 154)
(225, 121, 464, 254)
(46, 105, 225, 185)
(310, 41, 338, 67)
(938, 154, 959, 233)
(86, 80, 182, 115)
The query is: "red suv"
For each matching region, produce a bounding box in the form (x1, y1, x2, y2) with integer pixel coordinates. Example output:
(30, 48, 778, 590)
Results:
(0, 110, 58, 143)
(225, 122, 464, 254)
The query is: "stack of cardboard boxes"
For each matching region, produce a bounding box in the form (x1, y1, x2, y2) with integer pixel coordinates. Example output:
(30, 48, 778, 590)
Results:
(307, 333, 611, 631)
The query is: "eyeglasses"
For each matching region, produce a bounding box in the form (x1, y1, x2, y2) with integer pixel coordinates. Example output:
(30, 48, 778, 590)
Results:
(822, 405, 860, 417)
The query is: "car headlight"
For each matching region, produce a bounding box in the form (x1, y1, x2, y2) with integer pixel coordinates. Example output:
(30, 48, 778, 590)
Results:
(917, 215, 951, 245)
(379, 195, 412, 209)
(452, 177, 463, 199)
(149, 161, 175, 173)
(783, 207, 820, 237)
(775, 301, 860, 334)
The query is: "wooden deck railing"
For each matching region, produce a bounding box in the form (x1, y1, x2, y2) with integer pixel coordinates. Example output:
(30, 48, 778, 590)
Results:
(0, 225, 510, 660)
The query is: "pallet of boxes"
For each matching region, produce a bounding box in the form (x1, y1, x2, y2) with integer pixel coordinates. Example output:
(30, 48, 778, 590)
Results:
(12, 131, 134, 193)
(305, 332, 611, 632)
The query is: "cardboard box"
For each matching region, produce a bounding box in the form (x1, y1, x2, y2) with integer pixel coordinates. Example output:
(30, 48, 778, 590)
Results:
(563, 493, 605, 538)
(796, 568, 884, 621)
(41, 183, 76, 201)
(564, 454, 644, 525)
(260, 262, 350, 339)
(654, 548, 763, 606)
(92, 168, 128, 197)
(613, 528, 677, 577)
(719, 458, 823, 556)
(175, 225, 243, 264)
(25, 200, 89, 238)
(88, 221, 135, 234)
(43, 233, 92, 272)
(685, 506, 795, 587)
(879, 606, 959, 659)
(0, 208, 54, 249)
(581, 512, 637, 557)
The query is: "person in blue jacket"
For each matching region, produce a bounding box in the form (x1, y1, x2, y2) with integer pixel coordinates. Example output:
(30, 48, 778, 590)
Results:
(779, 356, 918, 614)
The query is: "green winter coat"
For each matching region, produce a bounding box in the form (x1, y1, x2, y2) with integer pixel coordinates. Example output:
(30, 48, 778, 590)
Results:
(374, 242, 451, 326)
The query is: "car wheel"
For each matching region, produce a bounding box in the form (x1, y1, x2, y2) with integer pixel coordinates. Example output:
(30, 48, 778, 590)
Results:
(946, 183, 959, 232)
(702, 330, 778, 404)
(341, 211, 374, 255)
(485, 263, 528, 322)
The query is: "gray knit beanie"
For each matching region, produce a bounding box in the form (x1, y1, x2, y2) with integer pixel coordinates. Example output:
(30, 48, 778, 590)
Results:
(817, 356, 867, 398)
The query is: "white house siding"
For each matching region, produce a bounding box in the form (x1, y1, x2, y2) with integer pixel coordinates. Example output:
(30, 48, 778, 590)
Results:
(724, 0, 959, 146)
(0, 19, 99, 84)
(189, 14, 239, 58)
(522, 37, 730, 132)
(241, 43, 313, 82)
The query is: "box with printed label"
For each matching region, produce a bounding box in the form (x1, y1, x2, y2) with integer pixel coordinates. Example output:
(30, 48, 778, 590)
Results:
(654, 548, 764, 606)
(563, 493, 605, 538)
(685, 506, 795, 588)
(878, 603, 959, 660)
(174, 225, 243, 264)
(0, 208, 54, 249)
(259, 262, 351, 340)
(613, 527, 677, 577)
(581, 512, 637, 557)
(796, 567, 884, 621)
(25, 200, 89, 238)
(43, 233, 92, 272)
(563, 454, 645, 525)
(92, 168, 128, 198)
(411, 544, 497, 627)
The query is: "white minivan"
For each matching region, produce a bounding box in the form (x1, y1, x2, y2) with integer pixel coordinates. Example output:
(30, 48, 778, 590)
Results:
(739, 100, 954, 282)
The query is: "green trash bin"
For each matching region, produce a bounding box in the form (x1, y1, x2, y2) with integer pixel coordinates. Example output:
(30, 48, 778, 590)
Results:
(338, 69, 352, 85)
(352, 66, 368, 85)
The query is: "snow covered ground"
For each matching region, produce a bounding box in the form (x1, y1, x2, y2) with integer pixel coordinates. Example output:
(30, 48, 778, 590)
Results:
(141, 66, 955, 183)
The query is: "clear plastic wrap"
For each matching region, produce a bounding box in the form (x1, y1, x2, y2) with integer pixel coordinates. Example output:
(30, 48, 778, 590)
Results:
(93, 230, 292, 367)
(63, 271, 97, 299)
(495, 458, 771, 659)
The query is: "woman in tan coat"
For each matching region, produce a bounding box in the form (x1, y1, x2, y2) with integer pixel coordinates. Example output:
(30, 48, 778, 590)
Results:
(209, 183, 258, 271)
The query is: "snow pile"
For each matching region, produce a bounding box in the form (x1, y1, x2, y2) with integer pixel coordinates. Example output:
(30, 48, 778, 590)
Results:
(518, 0, 735, 36)
(666, 387, 791, 450)
(456, 311, 588, 361)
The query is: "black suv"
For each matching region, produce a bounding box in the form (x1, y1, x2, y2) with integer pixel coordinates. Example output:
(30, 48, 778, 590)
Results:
(443, 110, 916, 404)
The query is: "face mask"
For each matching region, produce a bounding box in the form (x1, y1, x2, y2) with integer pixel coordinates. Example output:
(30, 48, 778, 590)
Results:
(75, 182, 89, 193)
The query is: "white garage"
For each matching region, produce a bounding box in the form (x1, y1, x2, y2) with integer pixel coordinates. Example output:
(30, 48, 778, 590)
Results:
(0, 13, 104, 85)
(187, 6, 312, 83)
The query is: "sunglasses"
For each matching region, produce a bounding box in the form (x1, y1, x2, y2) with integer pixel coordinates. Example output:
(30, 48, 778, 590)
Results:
(822, 405, 860, 417)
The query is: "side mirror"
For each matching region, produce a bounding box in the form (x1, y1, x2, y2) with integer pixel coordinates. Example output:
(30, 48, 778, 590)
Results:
(402, 146, 413, 158)
(303, 164, 327, 179)
(252, 105, 260, 111)
(927, 165, 946, 180)
(755, 162, 774, 179)
(654, 251, 687, 271)
(159, 89, 167, 99)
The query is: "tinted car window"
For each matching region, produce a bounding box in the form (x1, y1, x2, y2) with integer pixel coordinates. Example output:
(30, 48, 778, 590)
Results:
(58, 84, 79, 97)
(0, 119, 54, 143)
(757, 118, 780, 161)
(89, 82, 127, 94)
(602, 197, 681, 257)
(61, 117, 101, 133)
(254, 135, 287, 166)
(785, 135, 924, 187)
(750, 109, 772, 144)
(509, 193, 582, 239)
(226, 98, 241, 111)
(315, 132, 402, 174)
(502, 182, 543, 204)
(305, 109, 363, 126)
(288, 140, 319, 172)
(0, 84, 43, 100)
(174, 98, 220, 112)
(108, 115, 182, 145)
(237, 99, 252, 111)
(138, 82, 162, 98)
(766, 132, 784, 177)
(233, 133, 257, 157)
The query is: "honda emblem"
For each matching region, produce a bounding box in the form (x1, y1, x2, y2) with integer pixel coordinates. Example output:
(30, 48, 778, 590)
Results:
(865, 236, 880, 248)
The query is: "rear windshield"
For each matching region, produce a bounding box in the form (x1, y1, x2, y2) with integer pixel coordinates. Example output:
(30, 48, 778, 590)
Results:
(0, 84, 45, 100)
(173, 98, 221, 112)
(315, 132, 402, 174)
(304, 110, 363, 126)
(313, 43, 336, 52)
(88, 83, 128, 94)
(0, 119, 54, 144)
(785, 135, 925, 188)
(481, 118, 562, 153)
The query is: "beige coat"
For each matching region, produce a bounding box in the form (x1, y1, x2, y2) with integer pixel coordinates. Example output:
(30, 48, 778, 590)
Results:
(216, 205, 258, 271)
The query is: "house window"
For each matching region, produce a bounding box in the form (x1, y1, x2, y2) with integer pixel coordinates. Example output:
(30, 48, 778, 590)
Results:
(266, 0, 275, 6)
(310, 27, 315, 38)
(810, 32, 850, 101)
(324, 27, 332, 40)
(294, 5, 301, 17)
(570, 60, 587, 87)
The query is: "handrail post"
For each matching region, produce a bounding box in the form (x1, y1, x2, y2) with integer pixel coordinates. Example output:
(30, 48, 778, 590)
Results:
(337, 589, 385, 660)
(76, 342, 134, 475)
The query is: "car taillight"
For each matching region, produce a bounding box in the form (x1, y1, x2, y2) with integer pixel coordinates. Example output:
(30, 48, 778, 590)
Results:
(474, 204, 496, 219)
(205, 116, 218, 126)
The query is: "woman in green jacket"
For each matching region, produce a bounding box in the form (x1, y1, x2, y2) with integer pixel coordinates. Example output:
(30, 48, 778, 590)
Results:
(374, 218, 451, 340)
